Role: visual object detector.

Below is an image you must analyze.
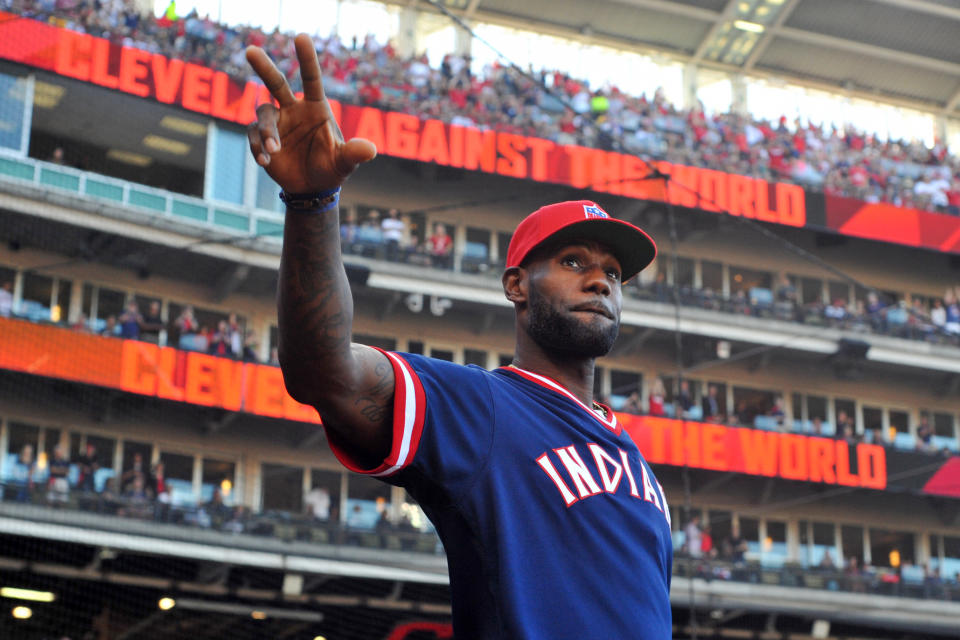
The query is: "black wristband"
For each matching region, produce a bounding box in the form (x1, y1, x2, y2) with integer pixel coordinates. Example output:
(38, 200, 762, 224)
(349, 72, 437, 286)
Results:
(279, 187, 341, 212)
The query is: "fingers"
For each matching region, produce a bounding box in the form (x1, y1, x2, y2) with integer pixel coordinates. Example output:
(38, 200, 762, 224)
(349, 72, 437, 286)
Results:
(246, 45, 296, 107)
(248, 104, 280, 166)
(294, 33, 325, 103)
(335, 138, 378, 176)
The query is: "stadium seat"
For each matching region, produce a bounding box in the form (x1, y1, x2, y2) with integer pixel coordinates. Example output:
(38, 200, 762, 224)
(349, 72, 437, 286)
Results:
(754, 415, 781, 431)
(609, 394, 627, 410)
(685, 406, 703, 421)
(461, 241, 490, 273)
(931, 435, 959, 453)
(893, 432, 916, 451)
(93, 468, 115, 493)
(749, 287, 774, 316)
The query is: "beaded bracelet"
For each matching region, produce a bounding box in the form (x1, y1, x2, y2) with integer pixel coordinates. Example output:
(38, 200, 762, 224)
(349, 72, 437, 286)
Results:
(279, 186, 341, 213)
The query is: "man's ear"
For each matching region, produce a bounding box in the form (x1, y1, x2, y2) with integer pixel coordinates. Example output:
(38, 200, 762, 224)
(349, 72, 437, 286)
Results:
(502, 266, 527, 304)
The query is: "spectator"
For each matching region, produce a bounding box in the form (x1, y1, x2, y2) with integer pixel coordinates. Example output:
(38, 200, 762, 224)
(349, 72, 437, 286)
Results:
(11, 444, 36, 502)
(810, 416, 824, 436)
(0, 280, 12, 317)
(648, 378, 666, 417)
(227, 313, 244, 357)
(623, 390, 643, 415)
(140, 301, 163, 344)
(150, 462, 171, 522)
(684, 514, 703, 558)
(77, 443, 98, 493)
(269, 346, 280, 366)
(915, 414, 935, 452)
(340, 209, 359, 245)
(677, 380, 694, 416)
(242, 329, 260, 362)
(47, 444, 71, 504)
(767, 396, 786, 426)
(70, 312, 91, 333)
(724, 523, 748, 563)
(836, 409, 854, 436)
(426, 222, 454, 269)
(845, 556, 866, 593)
(304, 485, 331, 520)
(173, 305, 199, 348)
(99, 315, 118, 337)
(208, 320, 232, 357)
(118, 300, 143, 339)
(819, 550, 836, 570)
(50, 146, 65, 165)
(701, 525, 717, 559)
(121, 452, 147, 493)
(702, 384, 721, 422)
(381, 208, 406, 261)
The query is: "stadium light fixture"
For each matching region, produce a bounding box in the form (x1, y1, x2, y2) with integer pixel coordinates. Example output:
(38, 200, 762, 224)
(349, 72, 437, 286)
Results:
(733, 20, 765, 33)
(32, 82, 66, 109)
(159, 115, 208, 137)
(158, 597, 176, 610)
(106, 149, 153, 167)
(142, 134, 191, 155)
(1, 587, 55, 603)
(11, 606, 32, 620)
(251, 610, 268, 620)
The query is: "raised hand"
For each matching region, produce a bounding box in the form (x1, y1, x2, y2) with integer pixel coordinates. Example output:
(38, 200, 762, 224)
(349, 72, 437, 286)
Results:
(246, 34, 377, 194)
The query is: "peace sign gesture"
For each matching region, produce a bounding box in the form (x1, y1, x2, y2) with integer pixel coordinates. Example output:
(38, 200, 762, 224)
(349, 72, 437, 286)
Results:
(246, 34, 377, 194)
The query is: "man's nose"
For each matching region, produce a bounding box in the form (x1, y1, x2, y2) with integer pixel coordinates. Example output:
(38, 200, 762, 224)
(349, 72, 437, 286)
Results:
(583, 265, 611, 296)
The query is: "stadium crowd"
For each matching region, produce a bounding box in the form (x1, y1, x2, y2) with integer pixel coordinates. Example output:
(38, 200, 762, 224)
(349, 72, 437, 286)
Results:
(8, 0, 960, 214)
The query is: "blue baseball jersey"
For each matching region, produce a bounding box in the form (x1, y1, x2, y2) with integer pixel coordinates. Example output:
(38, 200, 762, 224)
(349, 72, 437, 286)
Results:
(327, 352, 673, 639)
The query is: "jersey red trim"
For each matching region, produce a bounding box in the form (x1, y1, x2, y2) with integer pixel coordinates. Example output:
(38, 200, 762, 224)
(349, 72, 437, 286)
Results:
(498, 365, 621, 435)
(324, 349, 426, 476)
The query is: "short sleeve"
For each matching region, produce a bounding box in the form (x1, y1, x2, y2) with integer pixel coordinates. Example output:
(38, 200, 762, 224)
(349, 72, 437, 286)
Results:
(327, 351, 495, 498)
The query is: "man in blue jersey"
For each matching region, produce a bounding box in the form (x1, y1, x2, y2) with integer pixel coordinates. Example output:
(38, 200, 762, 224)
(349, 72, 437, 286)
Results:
(246, 35, 672, 639)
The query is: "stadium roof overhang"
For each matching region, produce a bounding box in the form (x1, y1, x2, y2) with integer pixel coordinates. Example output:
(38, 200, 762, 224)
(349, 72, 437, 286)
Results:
(416, 0, 960, 115)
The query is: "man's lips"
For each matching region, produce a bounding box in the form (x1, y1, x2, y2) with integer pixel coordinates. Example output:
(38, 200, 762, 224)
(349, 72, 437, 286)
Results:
(571, 304, 614, 320)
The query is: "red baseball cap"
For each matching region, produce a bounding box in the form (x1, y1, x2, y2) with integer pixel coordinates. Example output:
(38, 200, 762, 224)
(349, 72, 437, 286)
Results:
(505, 200, 657, 282)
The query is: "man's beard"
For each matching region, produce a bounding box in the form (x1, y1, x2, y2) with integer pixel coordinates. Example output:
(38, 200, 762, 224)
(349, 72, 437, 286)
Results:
(526, 285, 619, 358)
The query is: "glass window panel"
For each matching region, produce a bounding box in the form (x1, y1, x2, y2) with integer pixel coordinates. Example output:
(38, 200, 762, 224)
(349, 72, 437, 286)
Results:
(160, 452, 194, 482)
(261, 463, 303, 513)
(862, 406, 884, 441)
(96, 286, 127, 321)
(806, 395, 828, 422)
(0, 73, 27, 152)
(255, 164, 282, 212)
(463, 349, 487, 367)
(6, 422, 39, 457)
(800, 277, 823, 305)
(827, 280, 849, 306)
(85, 435, 116, 470)
(53, 279, 72, 324)
(764, 520, 788, 565)
(345, 473, 391, 530)
(943, 536, 960, 581)
(353, 334, 397, 351)
(739, 517, 760, 556)
(729, 266, 772, 294)
(933, 413, 955, 438)
(308, 469, 342, 521)
(869, 528, 915, 568)
(707, 510, 731, 558)
(20, 272, 54, 309)
(42, 428, 62, 458)
(407, 340, 424, 355)
(212, 126, 247, 204)
(429, 347, 454, 362)
(674, 257, 694, 287)
(701, 260, 722, 291)
(810, 522, 838, 567)
(791, 392, 803, 423)
(732, 386, 777, 426)
(201, 458, 236, 504)
(841, 525, 864, 565)
(889, 410, 910, 434)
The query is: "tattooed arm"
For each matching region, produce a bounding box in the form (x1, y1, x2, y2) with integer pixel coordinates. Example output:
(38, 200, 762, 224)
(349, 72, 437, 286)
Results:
(247, 36, 389, 468)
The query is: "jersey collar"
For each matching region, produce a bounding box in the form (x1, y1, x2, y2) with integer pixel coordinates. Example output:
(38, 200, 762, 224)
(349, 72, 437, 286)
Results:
(499, 365, 621, 435)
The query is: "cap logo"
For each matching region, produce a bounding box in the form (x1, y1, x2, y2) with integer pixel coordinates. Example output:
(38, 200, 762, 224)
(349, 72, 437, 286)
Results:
(583, 204, 608, 219)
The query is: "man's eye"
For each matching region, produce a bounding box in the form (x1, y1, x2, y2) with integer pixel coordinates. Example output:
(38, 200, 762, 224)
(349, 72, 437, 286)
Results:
(607, 270, 621, 281)
(561, 256, 581, 267)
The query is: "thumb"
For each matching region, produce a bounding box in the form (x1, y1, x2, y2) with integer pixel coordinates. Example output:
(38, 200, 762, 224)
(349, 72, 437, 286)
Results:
(341, 137, 377, 168)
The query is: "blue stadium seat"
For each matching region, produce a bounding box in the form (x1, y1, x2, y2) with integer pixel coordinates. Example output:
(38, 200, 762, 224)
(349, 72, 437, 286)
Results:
(893, 432, 916, 451)
(609, 394, 627, 411)
(931, 435, 959, 453)
(94, 467, 115, 492)
(662, 403, 676, 418)
(685, 405, 703, 421)
(754, 415, 781, 431)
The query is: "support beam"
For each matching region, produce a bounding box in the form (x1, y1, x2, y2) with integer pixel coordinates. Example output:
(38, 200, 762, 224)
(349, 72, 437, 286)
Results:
(742, 0, 802, 71)
(690, 0, 739, 64)
(777, 27, 960, 76)
(867, 0, 960, 22)
(610, 326, 656, 356)
(204, 410, 239, 435)
(945, 86, 960, 113)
